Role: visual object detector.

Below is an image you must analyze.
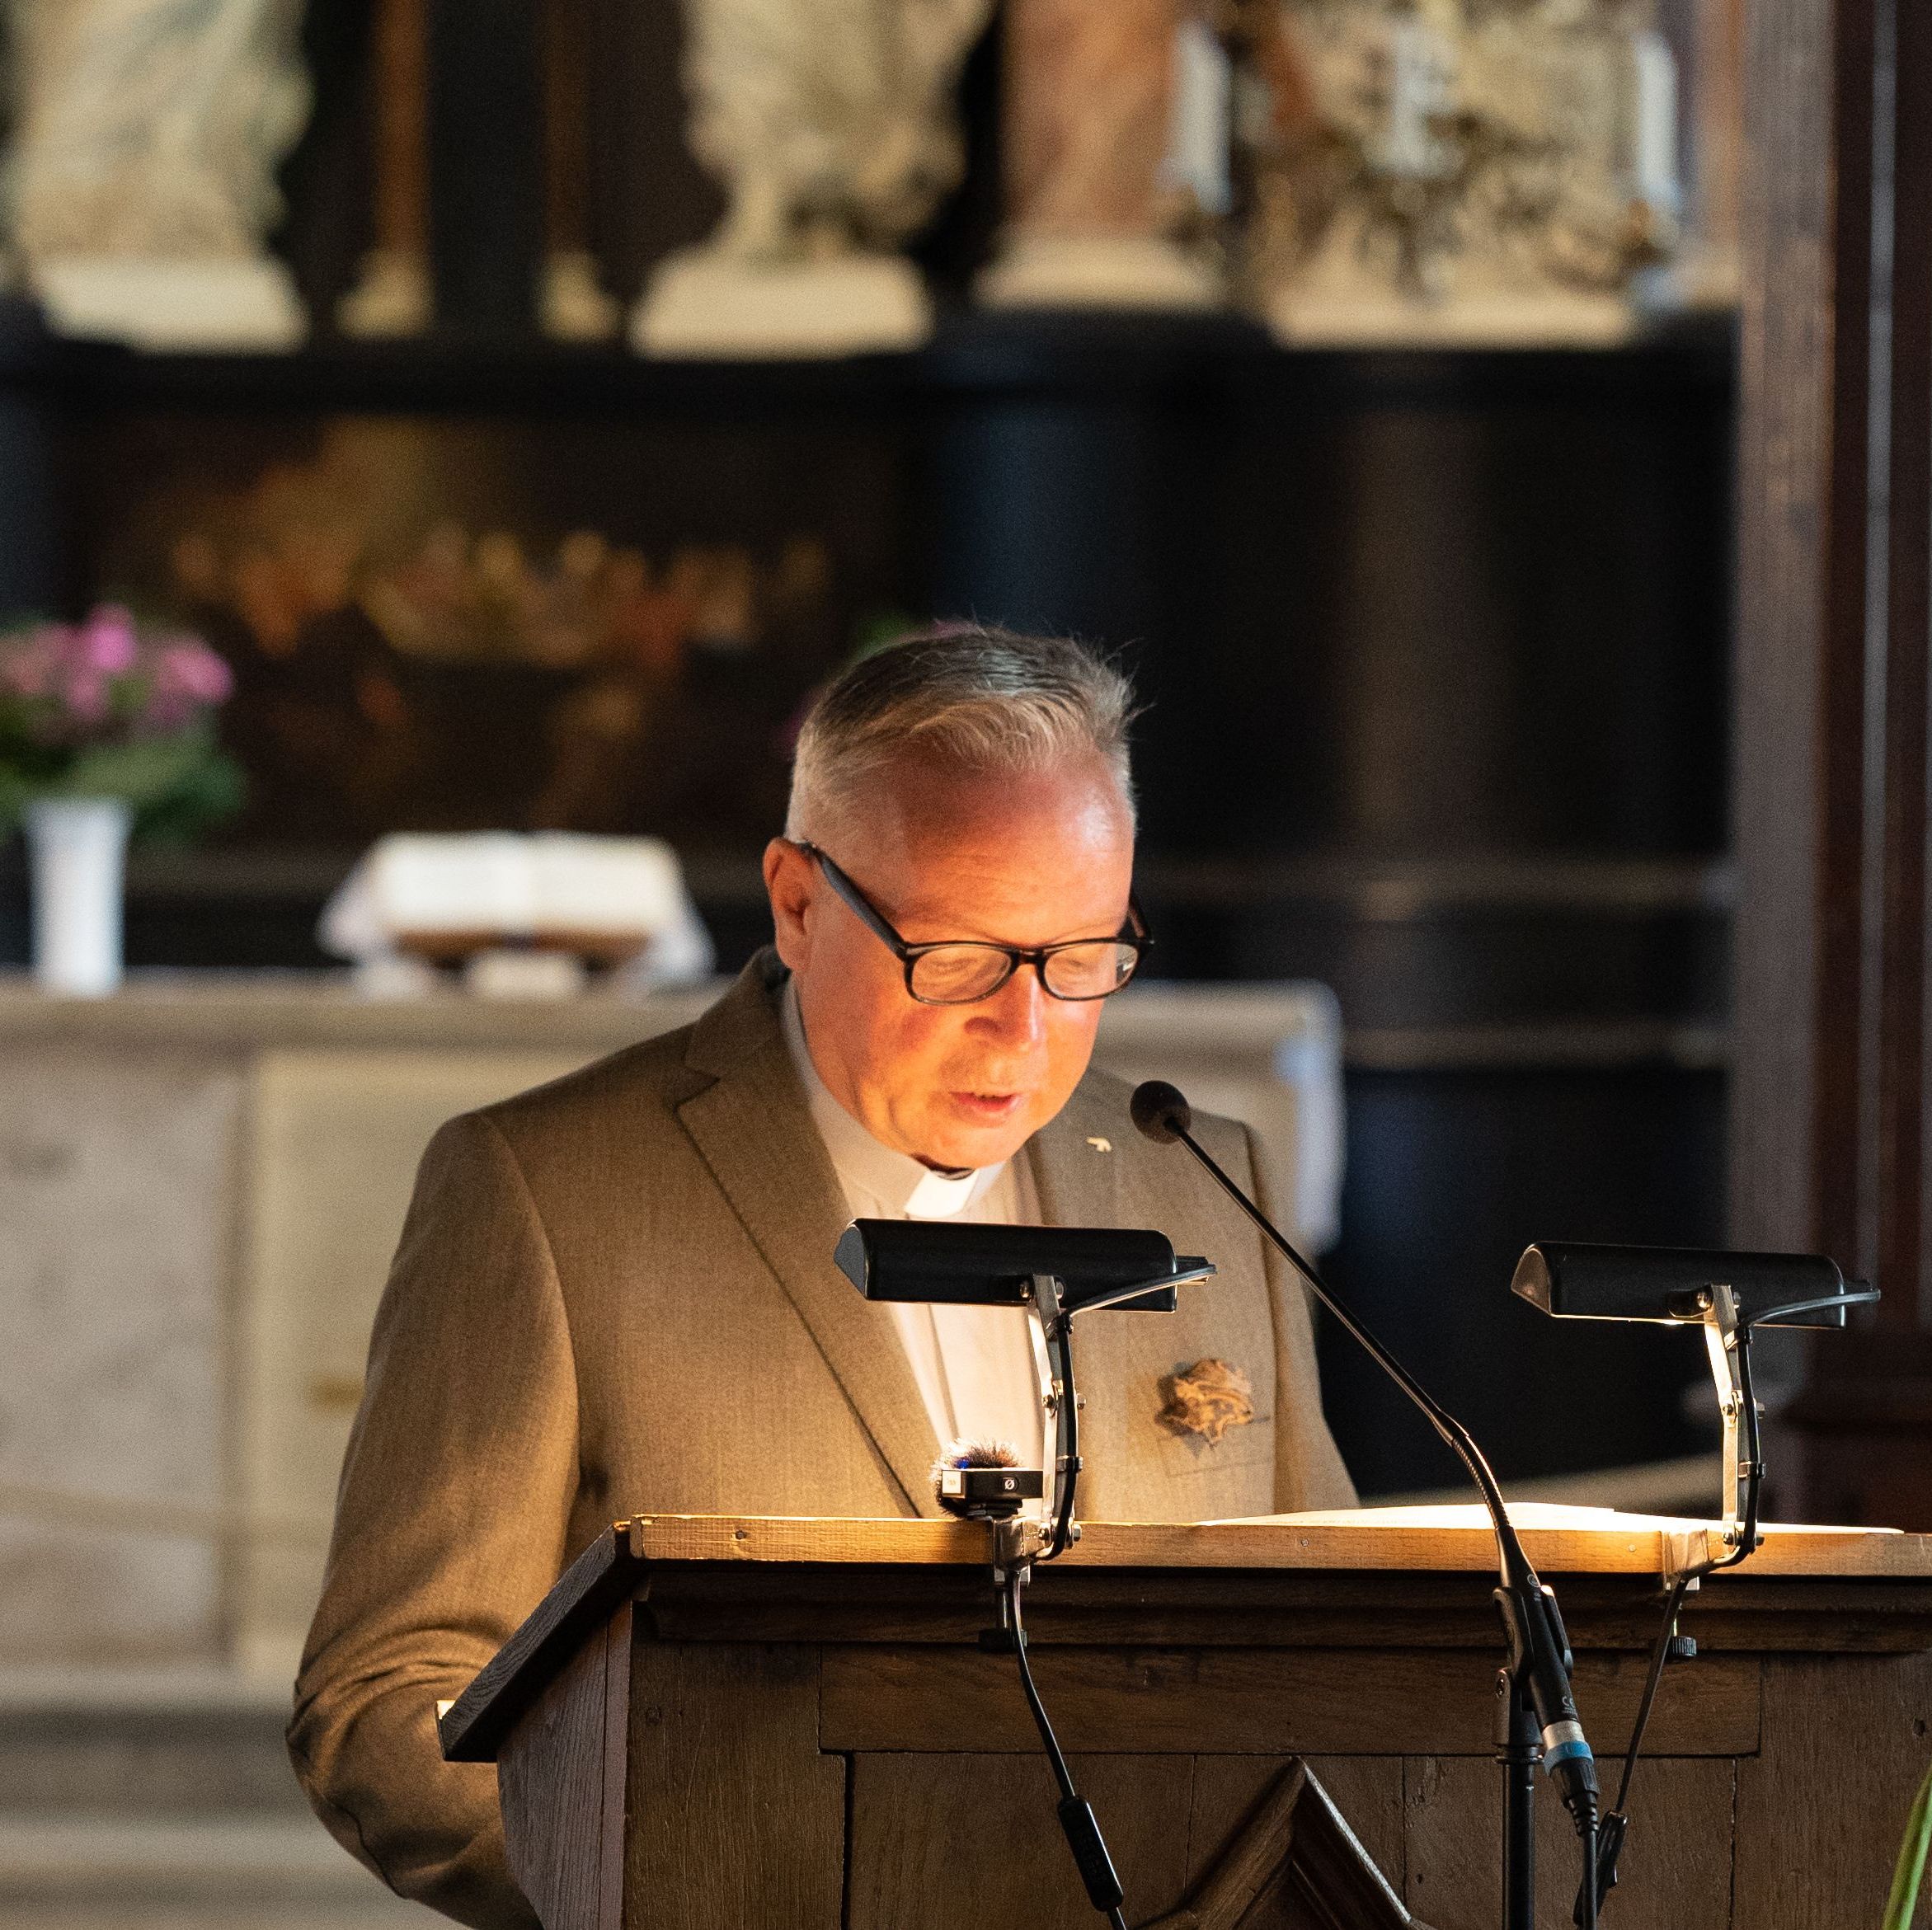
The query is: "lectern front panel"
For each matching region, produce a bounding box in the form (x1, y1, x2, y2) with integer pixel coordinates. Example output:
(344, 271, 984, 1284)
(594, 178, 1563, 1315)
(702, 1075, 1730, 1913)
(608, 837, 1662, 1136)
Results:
(449, 1515, 1932, 1930)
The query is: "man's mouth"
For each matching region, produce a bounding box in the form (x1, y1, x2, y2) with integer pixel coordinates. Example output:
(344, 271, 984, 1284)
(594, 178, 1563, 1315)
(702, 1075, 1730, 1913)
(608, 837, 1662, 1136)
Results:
(947, 1090, 1025, 1122)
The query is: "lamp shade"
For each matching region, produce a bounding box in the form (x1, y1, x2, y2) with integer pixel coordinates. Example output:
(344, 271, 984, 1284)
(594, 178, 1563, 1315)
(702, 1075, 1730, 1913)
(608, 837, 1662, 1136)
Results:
(1511, 1242, 1857, 1327)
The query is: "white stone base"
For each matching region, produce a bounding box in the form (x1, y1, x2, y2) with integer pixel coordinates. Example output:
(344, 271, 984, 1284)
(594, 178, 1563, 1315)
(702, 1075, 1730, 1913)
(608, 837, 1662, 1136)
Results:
(542, 249, 621, 343)
(632, 251, 931, 359)
(32, 256, 306, 352)
(336, 247, 431, 339)
(975, 232, 1222, 312)
(1265, 284, 1638, 349)
(1638, 247, 1742, 315)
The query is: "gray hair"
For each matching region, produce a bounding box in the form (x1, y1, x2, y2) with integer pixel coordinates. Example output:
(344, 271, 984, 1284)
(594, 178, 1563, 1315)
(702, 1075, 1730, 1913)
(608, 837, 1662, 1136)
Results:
(785, 626, 1139, 842)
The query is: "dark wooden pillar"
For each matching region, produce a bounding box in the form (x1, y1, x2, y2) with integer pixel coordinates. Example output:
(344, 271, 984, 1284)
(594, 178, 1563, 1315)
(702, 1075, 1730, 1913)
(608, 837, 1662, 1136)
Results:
(1733, 0, 1932, 1526)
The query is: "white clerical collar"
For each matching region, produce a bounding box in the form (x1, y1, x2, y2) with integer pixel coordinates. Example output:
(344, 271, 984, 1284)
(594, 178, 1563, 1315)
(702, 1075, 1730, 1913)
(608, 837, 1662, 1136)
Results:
(780, 979, 1005, 1220)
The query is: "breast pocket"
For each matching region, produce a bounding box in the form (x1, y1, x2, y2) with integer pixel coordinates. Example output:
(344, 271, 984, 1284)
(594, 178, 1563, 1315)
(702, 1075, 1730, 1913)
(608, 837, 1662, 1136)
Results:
(1145, 1410, 1276, 1519)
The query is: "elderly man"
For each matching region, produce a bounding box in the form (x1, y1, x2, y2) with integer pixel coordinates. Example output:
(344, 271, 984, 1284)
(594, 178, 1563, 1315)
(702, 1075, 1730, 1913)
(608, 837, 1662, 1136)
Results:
(289, 628, 1355, 1928)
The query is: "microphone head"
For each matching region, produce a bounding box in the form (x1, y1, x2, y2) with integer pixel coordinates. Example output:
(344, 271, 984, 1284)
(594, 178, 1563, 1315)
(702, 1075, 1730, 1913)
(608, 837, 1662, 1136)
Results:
(930, 1439, 1043, 1521)
(933, 1437, 1021, 1477)
(1131, 1079, 1192, 1144)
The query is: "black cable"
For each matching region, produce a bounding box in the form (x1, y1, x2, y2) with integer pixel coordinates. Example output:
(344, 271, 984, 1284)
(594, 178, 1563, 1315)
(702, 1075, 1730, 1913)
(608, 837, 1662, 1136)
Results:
(1578, 1817, 1599, 1930)
(1167, 1125, 1530, 1580)
(1036, 1268, 1212, 1563)
(1003, 1567, 1128, 1924)
(1008, 1569, 1078, 1805)
(1746, 1288, 1880, 1325)
(1038, 1313, 1082, 1561)
(1582, 1291, 1860, 1920)
(1615, 1575, 1690, 1820)
(1709, 1326, 1763, 1576)
(1582, 1345, 1754, 1925)
(1579, 1571, 1688, 1922)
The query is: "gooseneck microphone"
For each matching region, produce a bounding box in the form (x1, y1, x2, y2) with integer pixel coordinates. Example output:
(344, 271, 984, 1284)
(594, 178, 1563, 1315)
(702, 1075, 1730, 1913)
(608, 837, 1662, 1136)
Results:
(1131, 1079, 1602, 1919)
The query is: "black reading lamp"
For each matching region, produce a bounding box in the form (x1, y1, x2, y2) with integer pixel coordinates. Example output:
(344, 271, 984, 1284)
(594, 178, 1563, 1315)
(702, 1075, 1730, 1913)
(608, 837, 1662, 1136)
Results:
(834, 1219, 1214, 1561)
(834, 1218, 1217, 1930)
(1512, 1241, 1879, 1918)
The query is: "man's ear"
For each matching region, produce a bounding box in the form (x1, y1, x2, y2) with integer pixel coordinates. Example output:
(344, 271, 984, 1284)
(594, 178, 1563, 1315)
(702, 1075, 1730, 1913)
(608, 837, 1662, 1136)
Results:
(764, 838, 813, 972)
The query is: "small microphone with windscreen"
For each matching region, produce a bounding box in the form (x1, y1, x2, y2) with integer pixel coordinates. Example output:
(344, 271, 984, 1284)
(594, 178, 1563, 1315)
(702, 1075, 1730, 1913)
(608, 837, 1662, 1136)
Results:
(1129, 1079, 1192, 1144)
(930, 1438, 1043, 1521)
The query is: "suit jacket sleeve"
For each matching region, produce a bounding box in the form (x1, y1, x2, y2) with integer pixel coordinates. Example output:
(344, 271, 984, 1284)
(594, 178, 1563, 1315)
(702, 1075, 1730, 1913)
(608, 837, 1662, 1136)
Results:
(288, 1111, 578, 1930)
(1243, 1123, 1359, 1509)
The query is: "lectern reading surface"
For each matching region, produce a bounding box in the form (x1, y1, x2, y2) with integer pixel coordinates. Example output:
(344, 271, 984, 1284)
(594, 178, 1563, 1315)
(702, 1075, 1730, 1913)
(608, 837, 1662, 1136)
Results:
(442, 1511, 1932, 1930)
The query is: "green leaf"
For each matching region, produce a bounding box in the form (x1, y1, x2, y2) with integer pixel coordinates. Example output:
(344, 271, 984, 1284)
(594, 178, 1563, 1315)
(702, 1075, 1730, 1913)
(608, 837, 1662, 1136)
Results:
(63, 731, 211, 806)
(1883, 1760, 1932, 1930)
(0, 763, 29, 831)
(0, 722, 244, 843)
(132, 749, 247, 846)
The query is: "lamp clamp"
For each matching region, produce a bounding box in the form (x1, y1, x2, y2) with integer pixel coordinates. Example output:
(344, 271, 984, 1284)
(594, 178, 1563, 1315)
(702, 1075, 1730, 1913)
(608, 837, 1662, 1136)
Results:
(1669, 1283, 1764, 1552)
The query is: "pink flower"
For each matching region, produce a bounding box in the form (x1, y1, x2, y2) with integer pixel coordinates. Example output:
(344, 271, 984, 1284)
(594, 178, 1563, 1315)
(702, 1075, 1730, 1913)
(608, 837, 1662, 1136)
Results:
(162, 640, 232, 704)
(138, 638, 231, 733)
(2, 612, 228, 742)
(78, 605, 138, 676)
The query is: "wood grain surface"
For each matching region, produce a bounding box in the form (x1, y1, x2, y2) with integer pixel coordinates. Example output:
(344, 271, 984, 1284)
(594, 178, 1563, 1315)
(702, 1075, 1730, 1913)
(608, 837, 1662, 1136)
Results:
(627, 1641, 845, 1930)
(451, 1514, 1932, 1796)
(1158, 1760, 1312, 1930)
(847, 1752, 1196, 1930)
(848, 1752, 1420, 1930)
(496, 1601, 629, 1930)
(468, 1514, 1932, 1929)
(819, 1645, 1760, 1758)
(441, 1525, 642, 1762)
(1732, 1650, 1932, 1929)
(1406, 1754, 1734, 1930)
(632, 1557, 1932, 1659)
(622, 1512, 1932, 1579)
(1189, 1756, 1408, 1904)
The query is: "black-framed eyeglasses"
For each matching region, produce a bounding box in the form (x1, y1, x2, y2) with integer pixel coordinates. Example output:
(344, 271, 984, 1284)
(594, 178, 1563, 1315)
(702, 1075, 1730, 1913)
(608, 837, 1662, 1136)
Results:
(794, 840, 1151, 1006)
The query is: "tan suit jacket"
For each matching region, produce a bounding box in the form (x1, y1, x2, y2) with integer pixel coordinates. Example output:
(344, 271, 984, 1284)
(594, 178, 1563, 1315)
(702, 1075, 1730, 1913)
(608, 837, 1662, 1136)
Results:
(289, 951, 1355, 1927)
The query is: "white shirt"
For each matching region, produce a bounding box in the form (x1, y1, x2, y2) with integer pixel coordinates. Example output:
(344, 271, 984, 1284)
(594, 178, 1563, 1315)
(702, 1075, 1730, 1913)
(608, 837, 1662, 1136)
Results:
(780, 984, 1049, 1475)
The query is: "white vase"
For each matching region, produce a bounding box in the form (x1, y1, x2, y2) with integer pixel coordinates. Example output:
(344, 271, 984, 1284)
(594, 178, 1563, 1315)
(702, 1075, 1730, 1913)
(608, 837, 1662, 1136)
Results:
(24, 796, 132, 997)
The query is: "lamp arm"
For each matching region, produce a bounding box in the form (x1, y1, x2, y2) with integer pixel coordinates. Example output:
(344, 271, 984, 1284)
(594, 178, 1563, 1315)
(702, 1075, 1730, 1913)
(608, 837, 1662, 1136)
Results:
(1057, 1264, 1216, 1320)
(1745, 1287, 1881, 1327)
(1032, 1274, 1083, 1561)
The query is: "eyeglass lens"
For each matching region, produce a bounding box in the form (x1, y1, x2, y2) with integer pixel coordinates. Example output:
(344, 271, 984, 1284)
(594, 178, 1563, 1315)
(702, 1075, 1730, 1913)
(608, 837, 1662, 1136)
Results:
(907, 941, 1140, 1004)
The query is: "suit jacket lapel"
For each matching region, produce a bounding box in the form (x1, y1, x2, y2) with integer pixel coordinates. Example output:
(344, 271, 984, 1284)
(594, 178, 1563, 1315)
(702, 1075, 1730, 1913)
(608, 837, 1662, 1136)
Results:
(1026, 1073, 1178, 1517)
(677, 957, 942, 1518)
(1024, 1078, 1128, 1231)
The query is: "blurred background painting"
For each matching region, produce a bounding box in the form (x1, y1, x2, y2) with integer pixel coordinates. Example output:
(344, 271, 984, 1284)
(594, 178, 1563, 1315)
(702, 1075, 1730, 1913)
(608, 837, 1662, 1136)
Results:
(100, 416, 853, 844)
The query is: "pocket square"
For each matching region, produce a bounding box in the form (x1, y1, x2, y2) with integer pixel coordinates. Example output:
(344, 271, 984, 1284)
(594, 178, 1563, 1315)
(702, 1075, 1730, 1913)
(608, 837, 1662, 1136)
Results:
(1159, 1358, 1255, 1444)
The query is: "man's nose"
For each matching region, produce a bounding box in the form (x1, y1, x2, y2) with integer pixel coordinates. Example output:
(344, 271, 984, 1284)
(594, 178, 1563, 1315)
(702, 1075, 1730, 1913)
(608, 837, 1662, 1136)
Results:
(968, 963, 1049, 1053)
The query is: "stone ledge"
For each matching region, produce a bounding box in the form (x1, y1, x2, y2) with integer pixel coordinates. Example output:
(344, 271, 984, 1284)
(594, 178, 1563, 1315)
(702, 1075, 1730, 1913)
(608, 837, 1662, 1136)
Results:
(0, 1667, 294, 1716)
(0, 1815, 364, 1895)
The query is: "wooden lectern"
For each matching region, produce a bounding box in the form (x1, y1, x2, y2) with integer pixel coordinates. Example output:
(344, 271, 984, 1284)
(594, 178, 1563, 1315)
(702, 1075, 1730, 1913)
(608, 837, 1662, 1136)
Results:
(442, 1510, 1932, 1929)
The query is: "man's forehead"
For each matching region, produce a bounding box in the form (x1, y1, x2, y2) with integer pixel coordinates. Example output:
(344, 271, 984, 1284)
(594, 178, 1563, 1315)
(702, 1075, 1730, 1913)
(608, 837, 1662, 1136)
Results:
(843, 761, 1135, 938)
(858, 748, 1133, 848)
